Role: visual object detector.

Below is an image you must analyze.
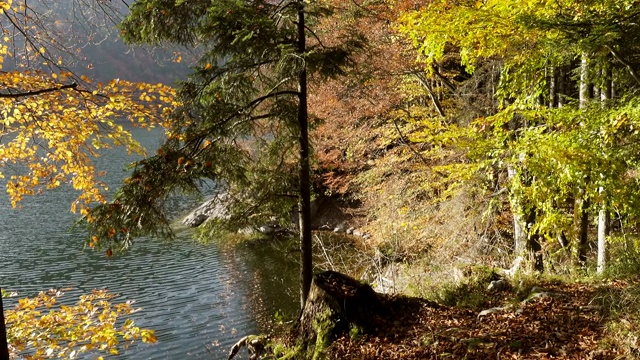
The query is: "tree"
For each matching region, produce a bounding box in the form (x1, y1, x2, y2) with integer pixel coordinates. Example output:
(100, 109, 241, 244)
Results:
(82, 0, 363, 307)
(398, 0, 640, 271)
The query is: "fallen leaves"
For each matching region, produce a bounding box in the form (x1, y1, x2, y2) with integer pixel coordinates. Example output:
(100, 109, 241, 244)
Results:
(326, 282, 626, 359)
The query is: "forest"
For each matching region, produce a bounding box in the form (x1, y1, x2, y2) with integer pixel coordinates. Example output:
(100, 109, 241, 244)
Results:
(2, 0, 640, 359)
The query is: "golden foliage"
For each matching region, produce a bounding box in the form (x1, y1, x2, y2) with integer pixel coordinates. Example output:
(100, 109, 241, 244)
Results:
(0, 32, 179, 210)
(4, 288, 156, 359)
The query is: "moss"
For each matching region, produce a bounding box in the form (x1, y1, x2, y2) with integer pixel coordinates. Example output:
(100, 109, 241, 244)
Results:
(423, 265, 500, 309)
(311, 308, 337, 360)
(349, 323, 364, 341)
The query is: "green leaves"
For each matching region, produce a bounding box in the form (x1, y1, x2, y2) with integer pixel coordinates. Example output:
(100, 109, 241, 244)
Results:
(84, 0, 365, 249)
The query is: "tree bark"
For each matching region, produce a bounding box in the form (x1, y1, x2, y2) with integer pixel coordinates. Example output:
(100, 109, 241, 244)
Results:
(0, 288, 9, 360)
(549, 66, 557, 108)
(525, 209, 544, 272)
(297, 271, 386, 357)
(507, 166, 527, 254)
(579, 53, 589, 109)
(576, 53, 590, 268)
(597, 194, 607, 274)
(577, 197, 590, 267)
(297, 0, 313, 308)
(597, 60, 612, 274)
(557, 67, 565, 108)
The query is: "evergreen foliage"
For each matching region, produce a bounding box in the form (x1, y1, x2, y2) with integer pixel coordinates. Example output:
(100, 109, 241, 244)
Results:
(83, 0, 364, 305)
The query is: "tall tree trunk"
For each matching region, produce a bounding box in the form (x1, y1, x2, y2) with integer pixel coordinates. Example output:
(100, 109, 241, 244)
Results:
(557, 67, 565, 108)
(576, 53, 590, 267)
(579, 53, 589, 109)
(508, 167, 527, 254)
(0, 288, 9, 360)
(297, 1, 312, 308)
(549, 66, 557, 108)
(578, 197, 590, 266)
(597, 195, 607, 274)
(597, 60, 613, 274)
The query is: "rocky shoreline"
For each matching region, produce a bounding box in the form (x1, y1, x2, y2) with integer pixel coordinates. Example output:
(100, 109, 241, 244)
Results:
(181, 193, 371, 239)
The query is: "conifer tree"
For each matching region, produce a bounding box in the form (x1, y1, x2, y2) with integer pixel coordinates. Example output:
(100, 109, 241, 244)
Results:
(83, 0, 363, 307)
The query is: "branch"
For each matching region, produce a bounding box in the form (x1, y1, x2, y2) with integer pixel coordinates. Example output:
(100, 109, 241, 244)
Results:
(412, 71, 446, 117)
(305, 25, 326, 48)
(183, 90, 299, 154)
(431, 64, 488, 116)
(392, 118, 429, 165)
(606, 45, 640, 87)
(0, 82, 78, 98)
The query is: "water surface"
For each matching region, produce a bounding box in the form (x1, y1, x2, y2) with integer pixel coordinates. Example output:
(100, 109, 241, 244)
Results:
(0, 125, 298, 359)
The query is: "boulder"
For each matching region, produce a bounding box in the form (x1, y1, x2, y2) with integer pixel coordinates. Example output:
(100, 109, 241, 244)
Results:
(182, 194, 230, 227)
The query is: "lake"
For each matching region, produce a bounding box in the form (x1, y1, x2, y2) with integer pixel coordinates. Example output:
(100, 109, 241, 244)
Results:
(0, 125, 299, 359)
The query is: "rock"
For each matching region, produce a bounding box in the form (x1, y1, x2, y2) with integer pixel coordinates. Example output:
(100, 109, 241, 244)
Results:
(502, 256, 524, 277)
(291, 195, 354, 231)
(346, 227, 355, 235)
(237, 227, 257, 236)
(362, 234, 371, 240)
(524, 286, 563, 302)
(333, 222, 347, 233)
(477, 306, 506, 318)
(487, 279, 509, 292)
(182, 194, 230, 227)
(258, 224, 276, 235)
(352, 230, 364, 237)
(227, 334, 269, 360)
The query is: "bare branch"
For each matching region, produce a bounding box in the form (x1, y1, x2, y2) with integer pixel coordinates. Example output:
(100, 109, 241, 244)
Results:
(0, 83, 78, 98)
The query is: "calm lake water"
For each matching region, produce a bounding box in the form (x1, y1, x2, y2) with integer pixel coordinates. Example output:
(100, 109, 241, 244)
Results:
(0, 125, 299, 359)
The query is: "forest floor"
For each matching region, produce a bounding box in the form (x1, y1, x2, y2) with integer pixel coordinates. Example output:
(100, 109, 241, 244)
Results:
(324, 279, 635, 359)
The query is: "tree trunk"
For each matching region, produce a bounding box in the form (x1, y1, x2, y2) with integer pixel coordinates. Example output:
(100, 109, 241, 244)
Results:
(0, 288, 9, 360)
(297, 1, 313, 308)
(597, 60, 612, 274)
(549, 66, 557, 108)
(578, 197, 590, 266)
(557, 67, 565, 108)
(507, 166, 527, 254)
(597, 195, 607, 274)
(576, 53, 590, 268)
(525, 209, 544, 272)
(579, 53, 589, 109)
(297, 271, 386, 358)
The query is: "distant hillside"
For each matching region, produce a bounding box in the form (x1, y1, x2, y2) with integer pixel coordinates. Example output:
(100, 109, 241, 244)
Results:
(3, 0, 192, 86)
(79, 38, 192, 85)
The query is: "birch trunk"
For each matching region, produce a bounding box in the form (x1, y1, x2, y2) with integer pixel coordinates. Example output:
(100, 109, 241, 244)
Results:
(577, 53, 590, 267)
(597, 60, 612, 274)
(508, 166, 527, 254)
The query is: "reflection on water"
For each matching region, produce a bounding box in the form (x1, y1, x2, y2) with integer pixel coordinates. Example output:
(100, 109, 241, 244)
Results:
(0, 125, 298, 359)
